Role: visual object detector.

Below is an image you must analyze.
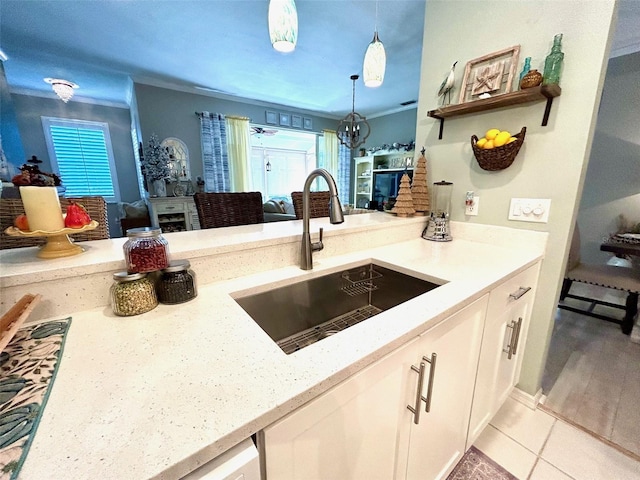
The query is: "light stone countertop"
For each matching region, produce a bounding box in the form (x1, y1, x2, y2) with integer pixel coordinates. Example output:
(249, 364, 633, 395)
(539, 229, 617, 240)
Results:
(5, 218, 547, 480)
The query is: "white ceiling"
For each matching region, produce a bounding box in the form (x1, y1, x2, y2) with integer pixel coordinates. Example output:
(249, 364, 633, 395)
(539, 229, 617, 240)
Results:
(1, 0, 638, 119)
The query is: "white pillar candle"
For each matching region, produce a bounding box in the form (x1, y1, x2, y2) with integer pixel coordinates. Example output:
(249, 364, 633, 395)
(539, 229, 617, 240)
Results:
(19, 186, 65, 231)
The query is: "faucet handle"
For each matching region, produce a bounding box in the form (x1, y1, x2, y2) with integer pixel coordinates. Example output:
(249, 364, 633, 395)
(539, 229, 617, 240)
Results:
(311, 227, 324, 252)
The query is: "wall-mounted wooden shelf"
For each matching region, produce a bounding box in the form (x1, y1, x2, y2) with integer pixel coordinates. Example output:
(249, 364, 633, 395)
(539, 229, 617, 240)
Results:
(427, 84, 561, 139)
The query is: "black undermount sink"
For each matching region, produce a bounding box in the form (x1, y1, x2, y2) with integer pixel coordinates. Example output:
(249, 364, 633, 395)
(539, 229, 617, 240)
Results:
(233, 263, 443, 354)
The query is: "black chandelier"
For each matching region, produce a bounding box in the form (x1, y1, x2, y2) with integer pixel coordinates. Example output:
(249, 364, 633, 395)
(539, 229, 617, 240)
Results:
(337, 74, 370, 149)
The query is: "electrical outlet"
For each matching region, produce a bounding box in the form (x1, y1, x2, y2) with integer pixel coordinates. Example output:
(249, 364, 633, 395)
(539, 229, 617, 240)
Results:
(465, 196, 479, 216)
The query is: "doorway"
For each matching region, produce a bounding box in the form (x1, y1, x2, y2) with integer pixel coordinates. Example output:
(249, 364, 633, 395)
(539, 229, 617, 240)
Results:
(541, 51, 640, 459)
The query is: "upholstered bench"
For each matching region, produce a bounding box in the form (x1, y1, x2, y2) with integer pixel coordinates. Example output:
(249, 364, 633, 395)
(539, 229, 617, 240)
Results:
(559, 226, 640, 334)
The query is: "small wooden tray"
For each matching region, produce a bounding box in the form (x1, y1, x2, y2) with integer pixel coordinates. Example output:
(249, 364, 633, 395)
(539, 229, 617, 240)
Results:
(0, 294, 42, 353)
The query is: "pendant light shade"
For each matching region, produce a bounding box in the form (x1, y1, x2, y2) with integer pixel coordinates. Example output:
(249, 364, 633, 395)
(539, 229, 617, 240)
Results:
(363, 31, 386, 88)
(268, 0, 298, 53)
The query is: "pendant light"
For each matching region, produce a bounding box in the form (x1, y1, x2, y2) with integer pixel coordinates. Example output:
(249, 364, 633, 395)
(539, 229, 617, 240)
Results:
(268, 0, 298, 53)
(337, 75, 370, 149)
(363, 0, 386, 88)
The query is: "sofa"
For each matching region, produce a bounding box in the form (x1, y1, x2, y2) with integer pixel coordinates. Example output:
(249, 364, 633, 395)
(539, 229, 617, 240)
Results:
(263, 199, 296, 223)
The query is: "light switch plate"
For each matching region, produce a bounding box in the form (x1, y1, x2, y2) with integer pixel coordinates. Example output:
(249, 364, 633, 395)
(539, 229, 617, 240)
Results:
(508, 198, 551, 223)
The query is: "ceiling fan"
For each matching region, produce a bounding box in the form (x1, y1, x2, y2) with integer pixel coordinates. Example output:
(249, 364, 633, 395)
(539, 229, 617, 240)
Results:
(251, 126, 277, 136)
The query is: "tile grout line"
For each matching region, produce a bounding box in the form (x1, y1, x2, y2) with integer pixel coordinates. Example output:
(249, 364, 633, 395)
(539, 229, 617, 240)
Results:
(538, 402, 640, 463)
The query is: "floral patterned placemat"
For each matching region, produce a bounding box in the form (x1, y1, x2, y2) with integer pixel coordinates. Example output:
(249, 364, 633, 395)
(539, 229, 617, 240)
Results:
(447, 445, 517, 480)
(0, 318, 71, 480)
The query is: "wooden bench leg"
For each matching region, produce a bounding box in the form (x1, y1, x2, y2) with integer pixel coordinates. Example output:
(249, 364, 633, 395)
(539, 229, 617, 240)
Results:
(622, 292, 639, 335)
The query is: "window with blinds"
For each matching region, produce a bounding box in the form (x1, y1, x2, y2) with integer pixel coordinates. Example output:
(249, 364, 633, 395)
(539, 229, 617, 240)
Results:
(41, 117, 120, 202)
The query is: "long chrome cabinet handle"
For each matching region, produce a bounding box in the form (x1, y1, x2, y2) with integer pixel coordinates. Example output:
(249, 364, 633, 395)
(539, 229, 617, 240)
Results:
(509, 286, 531, 300)
(503, 320, 517, 360)
(512, 317, 523, 355)
(422, 353, 437, 413)
(407, 362, 426, 424)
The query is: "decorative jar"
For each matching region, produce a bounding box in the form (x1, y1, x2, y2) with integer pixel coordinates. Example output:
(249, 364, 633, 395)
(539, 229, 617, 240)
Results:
(123, 227, 170, 273)
(156, 260, 198, 304)
(520, 69, 543, 89)
(110, 272, 158, 316)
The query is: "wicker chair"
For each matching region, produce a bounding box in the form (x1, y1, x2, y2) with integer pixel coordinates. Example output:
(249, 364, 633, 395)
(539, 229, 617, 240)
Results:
(193, 192, 264, 229)
(291, 191, 331, 220)
(0, 196, 110, 250)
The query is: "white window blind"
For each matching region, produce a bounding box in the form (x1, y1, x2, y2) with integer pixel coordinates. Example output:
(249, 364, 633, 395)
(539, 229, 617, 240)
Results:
(42, 117, 120, 202)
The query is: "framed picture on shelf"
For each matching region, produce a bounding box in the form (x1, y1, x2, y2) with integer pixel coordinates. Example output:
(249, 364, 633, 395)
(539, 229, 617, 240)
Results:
(291, 114, 302, 128)
(458, 45, 520, 104)
(303, 117, 313, 130)
(279, 113, 291, 127)
(266, 111, 277, 125)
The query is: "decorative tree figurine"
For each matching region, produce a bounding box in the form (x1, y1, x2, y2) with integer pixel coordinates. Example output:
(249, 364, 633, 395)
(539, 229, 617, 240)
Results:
(411, 148, 430, 215)
(391, 172, 415, 217)
(142, 133, 171, 197)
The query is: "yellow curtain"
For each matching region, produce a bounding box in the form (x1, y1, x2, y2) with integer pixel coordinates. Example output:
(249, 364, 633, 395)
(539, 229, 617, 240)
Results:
(323, 129, 339, 178)
(226, 116, 252, 192)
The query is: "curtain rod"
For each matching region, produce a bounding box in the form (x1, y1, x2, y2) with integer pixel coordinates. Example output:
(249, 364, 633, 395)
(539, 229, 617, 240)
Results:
(195, 111, 223, 119)
(195, 111, 251, 122)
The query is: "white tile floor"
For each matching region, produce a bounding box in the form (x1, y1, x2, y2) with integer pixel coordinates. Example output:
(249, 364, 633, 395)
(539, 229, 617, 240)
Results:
(474, 395, 640, 480)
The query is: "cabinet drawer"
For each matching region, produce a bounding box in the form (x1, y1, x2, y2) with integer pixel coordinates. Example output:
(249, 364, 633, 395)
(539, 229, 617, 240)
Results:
(155, 202, 186, 214)
(487, 264, 540, 318)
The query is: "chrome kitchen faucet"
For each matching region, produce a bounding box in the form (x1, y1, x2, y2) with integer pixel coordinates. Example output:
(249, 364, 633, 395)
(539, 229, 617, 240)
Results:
(300, 169, 344, 270)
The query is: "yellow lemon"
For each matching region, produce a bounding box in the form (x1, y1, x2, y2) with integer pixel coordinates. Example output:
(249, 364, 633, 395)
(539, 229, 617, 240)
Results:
(507, 137, 518, 144)
(485, 128, 501, 141)
(483, 139, 495, 149)
(494, 131, 511, 147)
(476, 138, 487, 148)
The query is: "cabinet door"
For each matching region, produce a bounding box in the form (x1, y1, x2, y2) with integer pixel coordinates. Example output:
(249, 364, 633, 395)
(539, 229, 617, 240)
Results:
(401, 296, 488, 480)
(263, 337, 417, 480)
(466, 263, 540, 447)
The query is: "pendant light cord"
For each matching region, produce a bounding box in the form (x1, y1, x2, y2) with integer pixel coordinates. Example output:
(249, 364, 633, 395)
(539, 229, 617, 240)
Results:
(375, 0, 378, 32)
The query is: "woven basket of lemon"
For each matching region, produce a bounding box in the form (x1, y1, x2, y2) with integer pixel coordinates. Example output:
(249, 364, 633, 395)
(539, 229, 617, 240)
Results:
(471, 126, 526, 171)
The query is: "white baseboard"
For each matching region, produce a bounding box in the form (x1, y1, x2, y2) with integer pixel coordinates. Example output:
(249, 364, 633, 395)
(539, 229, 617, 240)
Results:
(510, 387, 543, 409)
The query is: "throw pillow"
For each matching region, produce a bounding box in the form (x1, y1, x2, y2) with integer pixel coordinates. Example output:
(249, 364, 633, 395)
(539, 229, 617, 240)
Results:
(263, 199, 285, 214)
(121, 199, 149, 218)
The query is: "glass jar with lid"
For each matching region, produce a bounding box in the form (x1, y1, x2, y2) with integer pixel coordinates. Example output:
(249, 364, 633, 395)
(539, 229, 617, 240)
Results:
(110, 271, 158, 316)
(123, 227, 170, 273)
(156, 260, 198, 304)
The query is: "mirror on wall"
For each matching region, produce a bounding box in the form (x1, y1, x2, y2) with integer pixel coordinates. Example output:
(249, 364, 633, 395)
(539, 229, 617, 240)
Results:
(161, 137, 190, 181)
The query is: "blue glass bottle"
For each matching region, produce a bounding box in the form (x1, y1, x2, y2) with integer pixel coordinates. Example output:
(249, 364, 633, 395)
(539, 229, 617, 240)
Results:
(543, 34, 564, 85)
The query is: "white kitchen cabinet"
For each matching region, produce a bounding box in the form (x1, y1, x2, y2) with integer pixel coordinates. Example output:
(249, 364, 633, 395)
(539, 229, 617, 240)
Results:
(262, 296, 488, 480)
(466, 263, 540, 448)
(262, 337, 418, 480)
(399, 296, 488, 480)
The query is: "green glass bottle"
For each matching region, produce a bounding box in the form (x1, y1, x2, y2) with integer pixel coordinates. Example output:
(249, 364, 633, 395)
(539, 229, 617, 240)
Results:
(519, 57, 531, 89)
(543, 34, 564, 85)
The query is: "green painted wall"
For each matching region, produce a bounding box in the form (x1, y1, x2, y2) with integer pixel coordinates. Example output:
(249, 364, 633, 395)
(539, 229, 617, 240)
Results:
(416, 0, 617, 395)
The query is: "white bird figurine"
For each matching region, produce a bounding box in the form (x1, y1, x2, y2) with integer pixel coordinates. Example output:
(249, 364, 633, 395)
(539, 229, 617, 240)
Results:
(438, 61, 457, 105)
